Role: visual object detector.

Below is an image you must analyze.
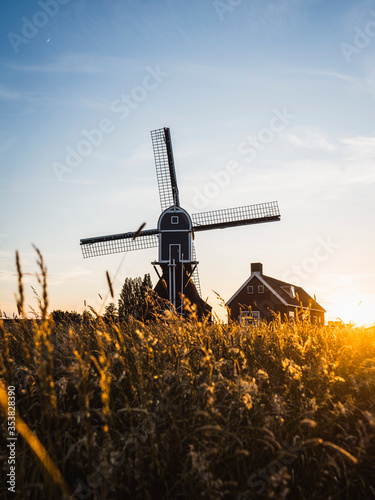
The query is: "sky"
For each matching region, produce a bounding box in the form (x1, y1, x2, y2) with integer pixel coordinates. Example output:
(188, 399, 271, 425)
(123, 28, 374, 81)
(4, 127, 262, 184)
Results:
(0, 0, 374, 325)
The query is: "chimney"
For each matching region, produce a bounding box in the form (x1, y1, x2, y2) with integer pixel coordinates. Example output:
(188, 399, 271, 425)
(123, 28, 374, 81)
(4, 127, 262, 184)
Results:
(251, 262, 263, 274)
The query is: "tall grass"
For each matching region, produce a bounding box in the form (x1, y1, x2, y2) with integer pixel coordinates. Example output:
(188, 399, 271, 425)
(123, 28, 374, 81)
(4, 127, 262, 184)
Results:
(0, 256, 374, 499)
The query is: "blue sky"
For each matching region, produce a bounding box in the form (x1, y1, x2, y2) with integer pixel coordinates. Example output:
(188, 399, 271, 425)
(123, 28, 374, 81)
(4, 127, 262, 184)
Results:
(1, 0, 375, 324)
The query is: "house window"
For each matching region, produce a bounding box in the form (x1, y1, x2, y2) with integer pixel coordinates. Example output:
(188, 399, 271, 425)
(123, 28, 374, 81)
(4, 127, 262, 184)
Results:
(251, 311, 260, 325)
(239, 310, 250, 325)
(247, 286, 253, 294)
(282, 286, 296, 298)
(288, 310, 295, 322)
(240, 310, 260, 326)
(258, 285, 264, 294)
(171, 216, 179, 224)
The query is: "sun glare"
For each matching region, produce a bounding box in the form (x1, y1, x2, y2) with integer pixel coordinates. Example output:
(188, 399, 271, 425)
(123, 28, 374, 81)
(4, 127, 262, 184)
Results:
(331, 295, 374, 327)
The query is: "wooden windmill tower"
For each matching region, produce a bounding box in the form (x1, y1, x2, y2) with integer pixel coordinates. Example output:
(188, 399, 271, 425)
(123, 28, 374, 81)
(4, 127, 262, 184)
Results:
(80, 127, 281, 318)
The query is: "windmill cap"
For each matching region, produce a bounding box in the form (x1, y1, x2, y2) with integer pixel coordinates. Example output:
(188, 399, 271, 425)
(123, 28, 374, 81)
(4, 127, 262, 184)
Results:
(251, 262, 263, 274)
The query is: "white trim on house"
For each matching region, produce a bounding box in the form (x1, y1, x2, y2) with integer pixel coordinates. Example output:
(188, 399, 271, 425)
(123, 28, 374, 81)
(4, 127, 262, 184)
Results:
(256, 274, 289, 306)
(226, 271, 289, 306)
(226, 272, 257, 305)
(226, 271, 324, 312)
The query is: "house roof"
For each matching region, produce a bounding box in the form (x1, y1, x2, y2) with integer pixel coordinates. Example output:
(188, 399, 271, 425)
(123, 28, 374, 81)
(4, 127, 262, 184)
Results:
(226, 269, 326, 313)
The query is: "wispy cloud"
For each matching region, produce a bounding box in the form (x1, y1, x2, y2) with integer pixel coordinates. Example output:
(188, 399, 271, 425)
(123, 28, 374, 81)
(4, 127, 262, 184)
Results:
(0, 84, 111, 115)
(0, 84, 56, 106)
(285, 128, 338, 152)
(8, 54, 139, 75)
(0, 251, 13, 258)
(299, 69, 375, 94)
(8, 54, 104, 74)
(49, 267, 92, 285)
(0, 86, 20, 101)
(341, 135, 375, 158)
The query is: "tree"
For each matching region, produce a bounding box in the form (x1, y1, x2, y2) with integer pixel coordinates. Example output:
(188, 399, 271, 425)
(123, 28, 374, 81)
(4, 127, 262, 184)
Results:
(140, 273, 154, 320)
(118, 274, 152, 320)
(82, 310, 94, 323)
(51, 310, 81, 323)
(141, 273, 152, 302)
(103, 302, 118, 323)
(118, 277, 141, 319)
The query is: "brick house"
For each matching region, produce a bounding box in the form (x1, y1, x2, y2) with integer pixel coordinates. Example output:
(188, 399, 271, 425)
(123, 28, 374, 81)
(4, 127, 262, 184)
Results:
(226, 262, 326, 325)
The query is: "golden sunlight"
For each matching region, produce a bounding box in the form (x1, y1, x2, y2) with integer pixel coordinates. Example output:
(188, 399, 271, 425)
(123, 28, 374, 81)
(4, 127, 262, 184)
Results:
(332, 294, 374, 327)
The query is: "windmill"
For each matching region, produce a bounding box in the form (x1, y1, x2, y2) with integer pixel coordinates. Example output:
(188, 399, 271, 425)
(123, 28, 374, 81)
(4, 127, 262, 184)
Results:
(80, 127, 281, 318)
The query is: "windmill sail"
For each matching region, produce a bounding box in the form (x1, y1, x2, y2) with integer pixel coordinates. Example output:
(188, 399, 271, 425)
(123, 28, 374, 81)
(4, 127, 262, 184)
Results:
(192, 201, 280, 232)
(80, 228, 159, 258)
(151, 127, 180, 211)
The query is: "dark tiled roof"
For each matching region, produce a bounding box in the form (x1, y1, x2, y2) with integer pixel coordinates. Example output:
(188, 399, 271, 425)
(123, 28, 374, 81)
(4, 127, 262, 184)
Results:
(261, 274, 326, 312)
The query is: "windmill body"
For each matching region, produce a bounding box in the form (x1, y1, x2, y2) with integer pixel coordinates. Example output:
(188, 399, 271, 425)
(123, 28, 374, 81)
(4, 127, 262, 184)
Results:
(157, 206, 192, 264)
(80, 127, 281, 318)
(152, 205, 206, 316)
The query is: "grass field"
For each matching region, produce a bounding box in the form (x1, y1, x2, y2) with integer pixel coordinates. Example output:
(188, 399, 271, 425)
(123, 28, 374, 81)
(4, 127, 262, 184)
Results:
(1, 313, 375, 499)
(0, 257, 374, 499)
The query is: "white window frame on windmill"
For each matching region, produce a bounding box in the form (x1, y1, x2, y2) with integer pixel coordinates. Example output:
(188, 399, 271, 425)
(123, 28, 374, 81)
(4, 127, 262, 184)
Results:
(169, 244, 181, 262)
(168, 244, 183, 308)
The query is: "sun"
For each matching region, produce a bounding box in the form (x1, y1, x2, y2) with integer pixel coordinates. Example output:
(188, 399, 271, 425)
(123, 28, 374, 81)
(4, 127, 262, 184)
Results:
(330, 294, 374, 327)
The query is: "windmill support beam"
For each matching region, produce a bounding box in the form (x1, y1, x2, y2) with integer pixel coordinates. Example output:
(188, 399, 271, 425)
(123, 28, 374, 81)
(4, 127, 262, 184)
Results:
(152, 263, 162, 281)
(185, 263, 199, 287)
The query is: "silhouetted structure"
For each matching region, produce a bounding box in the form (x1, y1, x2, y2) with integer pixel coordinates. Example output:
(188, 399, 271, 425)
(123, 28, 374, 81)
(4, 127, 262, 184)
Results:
(227, 263, 325, 325)
(80, 128, 281, 318)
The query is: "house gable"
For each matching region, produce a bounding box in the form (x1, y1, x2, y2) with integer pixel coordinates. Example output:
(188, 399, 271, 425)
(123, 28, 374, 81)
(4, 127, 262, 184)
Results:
(262, 275, 326, 313)
(227, 274, 288, 321)
(226, 263, 326, 322)
(226, 272, 288, 307)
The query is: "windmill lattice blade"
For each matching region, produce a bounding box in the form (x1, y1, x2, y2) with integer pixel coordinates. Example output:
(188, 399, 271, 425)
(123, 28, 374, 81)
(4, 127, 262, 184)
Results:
(192, 201, 280, 232)
(80, 229, 159, 258)
(191, 243, 202, 297)
(151, 127, 180, 211)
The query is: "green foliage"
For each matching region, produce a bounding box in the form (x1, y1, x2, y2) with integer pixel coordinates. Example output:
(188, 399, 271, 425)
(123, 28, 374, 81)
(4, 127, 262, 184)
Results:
(51, 310, 81, 323)
(103, 302, 118, 322)
(118, 273, 152, 320)
(81, 309, 94, 323)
